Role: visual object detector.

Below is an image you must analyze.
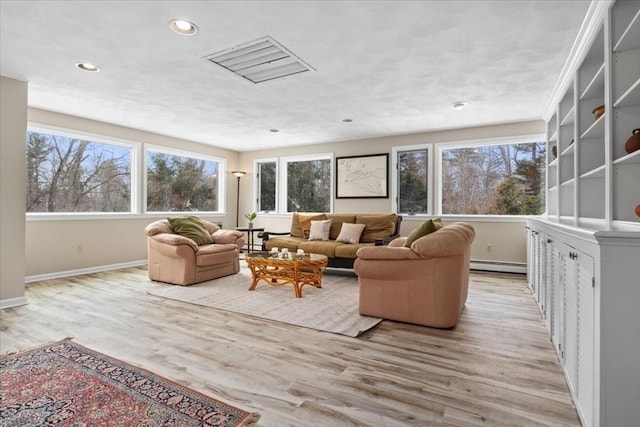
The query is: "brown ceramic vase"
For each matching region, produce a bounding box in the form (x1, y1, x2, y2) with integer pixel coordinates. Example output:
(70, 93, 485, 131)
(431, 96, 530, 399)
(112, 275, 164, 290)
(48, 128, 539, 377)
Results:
(625, 128, 640, 154)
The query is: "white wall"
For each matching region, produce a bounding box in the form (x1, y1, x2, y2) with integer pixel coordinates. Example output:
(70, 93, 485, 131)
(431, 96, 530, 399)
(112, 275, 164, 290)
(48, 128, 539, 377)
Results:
(1, 76, 28, 307)
(240, 120, 545, 268)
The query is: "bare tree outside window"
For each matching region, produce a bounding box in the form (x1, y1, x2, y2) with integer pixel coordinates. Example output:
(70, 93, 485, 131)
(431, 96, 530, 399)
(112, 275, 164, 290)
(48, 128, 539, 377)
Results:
(146, 151, 220, 212)
(441, 142, 545, 215)
(25, 131, 131, 212)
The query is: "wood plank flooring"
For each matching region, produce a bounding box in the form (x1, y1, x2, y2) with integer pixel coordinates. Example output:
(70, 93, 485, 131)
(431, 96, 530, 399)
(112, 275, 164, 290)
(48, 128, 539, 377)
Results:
(0, 267, 581, 426)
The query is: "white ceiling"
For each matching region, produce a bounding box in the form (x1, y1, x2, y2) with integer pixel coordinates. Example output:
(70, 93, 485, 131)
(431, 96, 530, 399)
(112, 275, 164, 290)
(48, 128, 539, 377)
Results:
(0, 1, 591, 152)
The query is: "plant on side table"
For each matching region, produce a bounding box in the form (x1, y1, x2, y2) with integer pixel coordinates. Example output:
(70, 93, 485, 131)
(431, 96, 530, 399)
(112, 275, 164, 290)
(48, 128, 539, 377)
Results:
(244, 211, 257, 228)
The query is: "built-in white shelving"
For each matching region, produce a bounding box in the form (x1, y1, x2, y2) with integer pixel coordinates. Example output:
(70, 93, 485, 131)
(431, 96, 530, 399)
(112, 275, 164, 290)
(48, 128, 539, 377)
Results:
(538, 2, 640, 427)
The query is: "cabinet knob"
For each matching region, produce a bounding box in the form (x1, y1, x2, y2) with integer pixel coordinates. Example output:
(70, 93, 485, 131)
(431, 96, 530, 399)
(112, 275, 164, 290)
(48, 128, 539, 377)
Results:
(547, 239, 553, 244)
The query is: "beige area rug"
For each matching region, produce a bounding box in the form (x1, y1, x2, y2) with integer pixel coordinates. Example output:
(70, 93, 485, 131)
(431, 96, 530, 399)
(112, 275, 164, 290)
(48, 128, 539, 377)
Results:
(146, 267, 382, 337)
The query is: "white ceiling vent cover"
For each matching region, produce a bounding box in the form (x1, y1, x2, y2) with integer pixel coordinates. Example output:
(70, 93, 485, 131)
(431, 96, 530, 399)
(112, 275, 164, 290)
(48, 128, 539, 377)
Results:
(203, 36, 315, 84)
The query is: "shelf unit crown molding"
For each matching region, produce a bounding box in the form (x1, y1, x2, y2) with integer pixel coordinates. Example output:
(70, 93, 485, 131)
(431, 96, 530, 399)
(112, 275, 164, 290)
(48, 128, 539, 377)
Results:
(542, 0, 614, 122)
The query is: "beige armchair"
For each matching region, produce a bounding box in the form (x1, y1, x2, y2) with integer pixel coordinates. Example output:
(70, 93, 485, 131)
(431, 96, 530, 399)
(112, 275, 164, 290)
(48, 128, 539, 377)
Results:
(353, 222, 475, 328)
(145, 219, 245, 285)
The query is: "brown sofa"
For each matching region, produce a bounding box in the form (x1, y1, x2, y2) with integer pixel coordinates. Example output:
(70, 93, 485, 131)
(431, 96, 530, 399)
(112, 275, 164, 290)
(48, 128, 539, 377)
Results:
(353, 222, 475, 328)
(261, 213, 402, 268)
(145, 219, 245, 285)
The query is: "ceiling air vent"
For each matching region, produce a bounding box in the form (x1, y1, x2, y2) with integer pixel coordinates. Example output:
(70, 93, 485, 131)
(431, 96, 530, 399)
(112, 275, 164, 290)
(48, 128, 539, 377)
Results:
(203, 36, 315, 84)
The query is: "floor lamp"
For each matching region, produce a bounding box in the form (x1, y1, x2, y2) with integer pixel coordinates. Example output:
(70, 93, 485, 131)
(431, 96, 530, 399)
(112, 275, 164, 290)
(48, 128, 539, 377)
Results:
(232, 171, 246, 227)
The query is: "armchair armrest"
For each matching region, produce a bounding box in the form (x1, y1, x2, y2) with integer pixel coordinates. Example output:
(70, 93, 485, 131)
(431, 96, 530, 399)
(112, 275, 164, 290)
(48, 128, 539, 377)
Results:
(212, 229, 243, 244)
(149, 233, 198, 251)
(260, 230, 291, 251)
(356, 246, 421, 260)
(260, 230, 291, 241)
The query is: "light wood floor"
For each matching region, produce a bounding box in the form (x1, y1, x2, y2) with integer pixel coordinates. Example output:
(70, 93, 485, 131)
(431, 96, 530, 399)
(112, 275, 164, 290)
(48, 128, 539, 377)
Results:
(0, 267, 581, 427)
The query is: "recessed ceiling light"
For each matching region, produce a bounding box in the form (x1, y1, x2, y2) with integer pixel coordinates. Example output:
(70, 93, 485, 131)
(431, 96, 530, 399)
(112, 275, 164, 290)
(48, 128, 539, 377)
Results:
(342, 118, 353, 123)
(169, 19, 198, 35)
(451, 101, 467, 110)
(270, 129, 279, 133)
(75, 62, 100, 72)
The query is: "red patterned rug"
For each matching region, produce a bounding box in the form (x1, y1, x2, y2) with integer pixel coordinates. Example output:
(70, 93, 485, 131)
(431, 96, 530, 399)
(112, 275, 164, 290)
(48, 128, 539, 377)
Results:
(0, 339, 259, 426)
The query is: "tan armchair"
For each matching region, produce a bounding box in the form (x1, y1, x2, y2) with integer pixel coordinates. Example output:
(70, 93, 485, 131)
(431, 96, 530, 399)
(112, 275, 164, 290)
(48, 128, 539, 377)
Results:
(145, 219, 245, 285)
(353, 222, 475, 328)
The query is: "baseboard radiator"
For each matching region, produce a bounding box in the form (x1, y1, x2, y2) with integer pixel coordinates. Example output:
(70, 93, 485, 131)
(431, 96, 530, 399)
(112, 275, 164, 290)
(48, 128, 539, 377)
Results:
(470, 260, 526, 274)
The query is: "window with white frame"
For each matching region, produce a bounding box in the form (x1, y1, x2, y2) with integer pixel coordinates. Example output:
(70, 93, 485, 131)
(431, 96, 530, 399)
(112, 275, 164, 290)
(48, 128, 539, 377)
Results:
(283, 154, 332, 213)
(394, 146, 430, 215)
(256, 159, 277, 212)
(439, 139, 545, 215)
(26, 129, 133, 213)
(146, 147, 224, 212)
(256, 154, 332, 214)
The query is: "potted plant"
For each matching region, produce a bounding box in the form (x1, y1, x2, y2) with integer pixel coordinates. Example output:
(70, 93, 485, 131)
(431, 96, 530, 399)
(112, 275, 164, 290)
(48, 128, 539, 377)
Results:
(244, 211, 257, 228)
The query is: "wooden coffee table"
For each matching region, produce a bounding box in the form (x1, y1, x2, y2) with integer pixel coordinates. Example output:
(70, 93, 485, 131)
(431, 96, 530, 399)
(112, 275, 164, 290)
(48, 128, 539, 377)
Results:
(245, 252, 328, 298)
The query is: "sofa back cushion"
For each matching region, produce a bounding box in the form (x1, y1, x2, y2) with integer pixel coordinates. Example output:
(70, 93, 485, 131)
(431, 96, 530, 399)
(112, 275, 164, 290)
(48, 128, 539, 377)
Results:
(326, 214, 357, 239)
(290, 213, 326, 238)
(356, 214, 398, 243)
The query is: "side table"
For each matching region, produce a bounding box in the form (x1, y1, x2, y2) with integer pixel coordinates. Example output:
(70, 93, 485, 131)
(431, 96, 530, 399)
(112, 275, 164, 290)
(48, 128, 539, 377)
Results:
(236, 227, 265, 254)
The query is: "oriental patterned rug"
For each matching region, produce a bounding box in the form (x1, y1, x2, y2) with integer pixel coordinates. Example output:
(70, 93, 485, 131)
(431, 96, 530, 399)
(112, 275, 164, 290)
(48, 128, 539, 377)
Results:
(0, 339, 259, 427)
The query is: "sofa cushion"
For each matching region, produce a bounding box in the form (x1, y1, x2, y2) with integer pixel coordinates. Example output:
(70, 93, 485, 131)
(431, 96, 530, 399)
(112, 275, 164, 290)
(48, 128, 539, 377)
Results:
(296, 213, 327, 238)
(299, 240, 344, 258)
(326, 214, 357, 240)
(308, 219, 332, 241)
(336, 223, 367, 244)
(404, 218, 443, 248)
(264, 236, 307, 253)
(195, 243, 238, 266)
(335, 242, 373, 259)
(167, 216, 213, 246)
(356, 214, 397, 243)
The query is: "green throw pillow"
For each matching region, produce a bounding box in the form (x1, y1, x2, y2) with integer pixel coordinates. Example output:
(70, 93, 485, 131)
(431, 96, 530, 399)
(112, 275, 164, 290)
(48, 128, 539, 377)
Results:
(167, 216, 213, 246)
(404, 218, 443, 248)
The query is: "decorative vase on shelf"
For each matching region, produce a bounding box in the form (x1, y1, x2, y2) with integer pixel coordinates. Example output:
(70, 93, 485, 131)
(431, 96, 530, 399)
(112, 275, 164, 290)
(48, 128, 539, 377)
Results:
(625, 128, 640, 154)
(247, 222, 253, 229)
(592, 105, 605, 120)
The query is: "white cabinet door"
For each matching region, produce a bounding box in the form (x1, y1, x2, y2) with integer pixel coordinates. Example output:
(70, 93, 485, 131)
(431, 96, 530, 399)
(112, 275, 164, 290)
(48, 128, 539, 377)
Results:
(545, 237, 560, 332)
(563, 243, 595, 426)
(563, 244, 578, 389)
(575, 249, 595, 427)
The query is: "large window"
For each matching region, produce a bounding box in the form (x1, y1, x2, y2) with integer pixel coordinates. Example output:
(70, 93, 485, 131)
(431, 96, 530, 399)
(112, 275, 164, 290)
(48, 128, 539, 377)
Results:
(26, 130, 132, 213)
(255, 154, 332, 213)
(146, 148, 223, 212)
(284, 155, 332, 212)
(440, 140, 545, 215)
(256, 160, 277, 212)
(396, 147, 429, 214)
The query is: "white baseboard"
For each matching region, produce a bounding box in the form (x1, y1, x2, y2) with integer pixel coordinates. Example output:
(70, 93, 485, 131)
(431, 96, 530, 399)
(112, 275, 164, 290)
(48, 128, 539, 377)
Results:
(0, 296, 28, 309)
(25, 260, 147, 283)
(471, 260, 526, 274)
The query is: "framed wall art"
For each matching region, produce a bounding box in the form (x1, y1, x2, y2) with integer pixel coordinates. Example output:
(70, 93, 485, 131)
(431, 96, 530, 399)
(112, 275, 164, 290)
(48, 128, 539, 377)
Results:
(336, 153, 389, 199)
